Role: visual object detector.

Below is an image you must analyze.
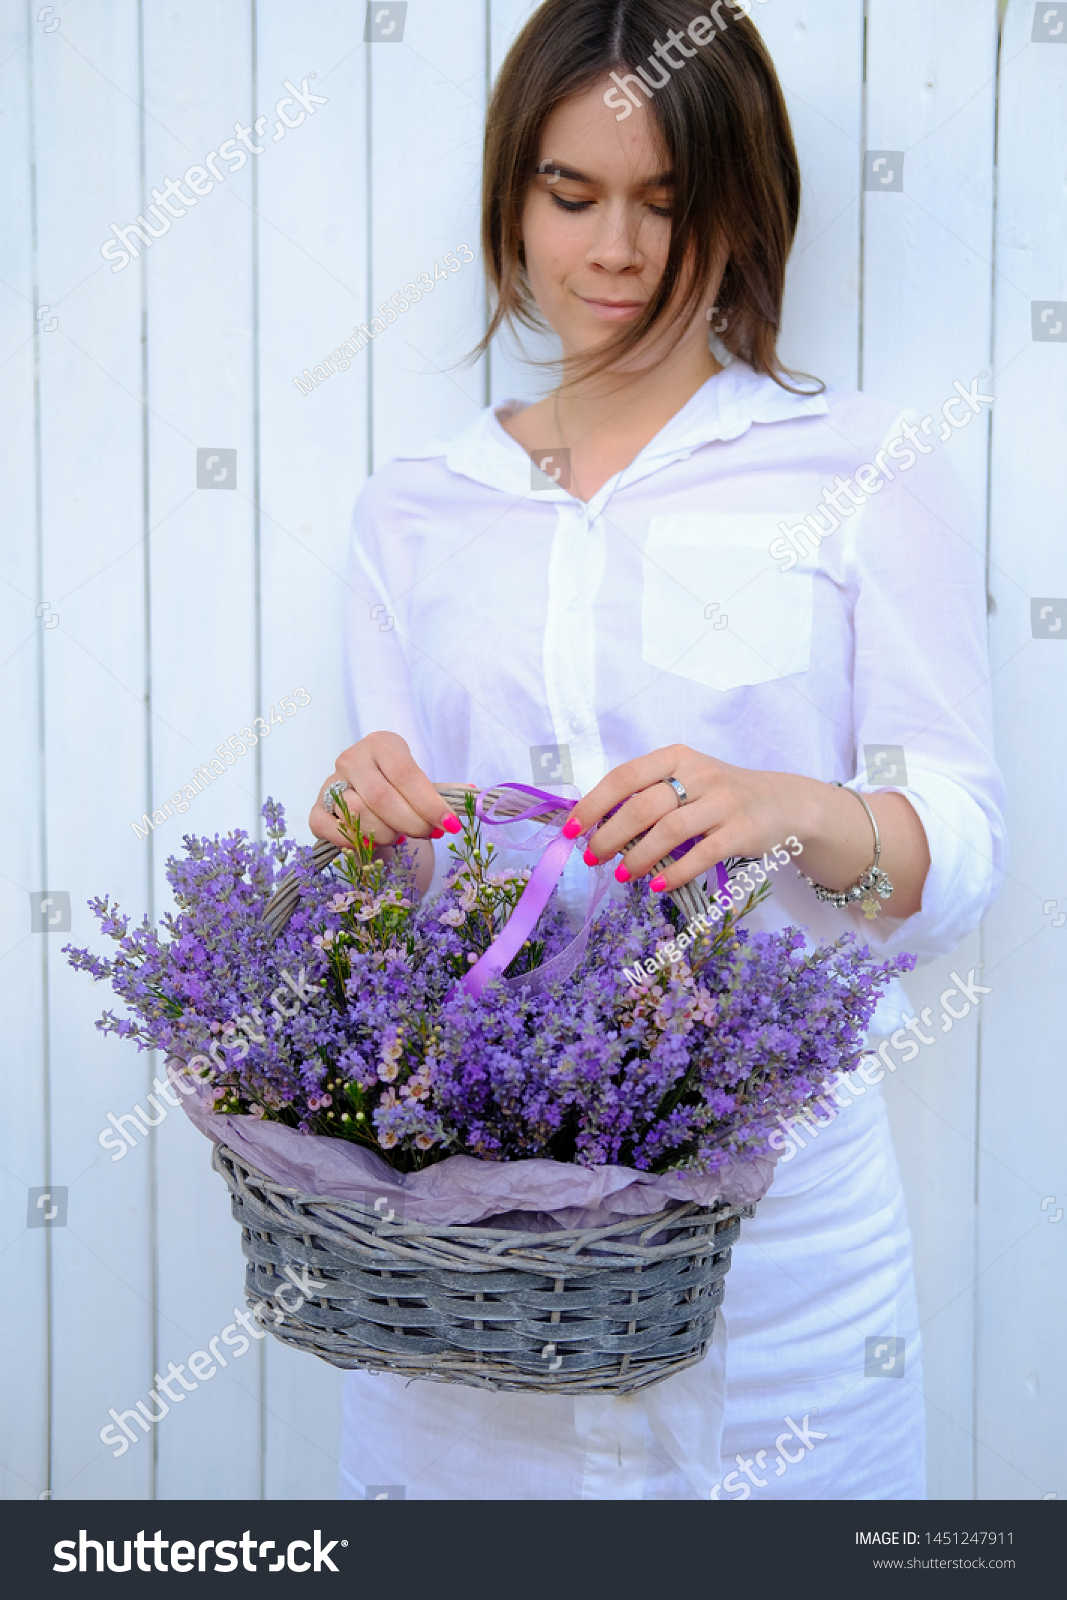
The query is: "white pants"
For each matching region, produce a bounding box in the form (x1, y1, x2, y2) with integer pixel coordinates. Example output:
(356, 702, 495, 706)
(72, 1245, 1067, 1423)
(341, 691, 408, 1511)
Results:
(338, 1082, 925, 1500)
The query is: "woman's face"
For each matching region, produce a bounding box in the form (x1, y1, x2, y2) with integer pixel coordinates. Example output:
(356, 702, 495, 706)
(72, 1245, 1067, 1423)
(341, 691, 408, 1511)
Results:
(520, 77, 721, 366)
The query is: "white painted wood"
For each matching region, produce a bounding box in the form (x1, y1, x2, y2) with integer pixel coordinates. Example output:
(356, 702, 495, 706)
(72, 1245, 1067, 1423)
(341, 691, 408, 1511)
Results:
(0, 0, 50, 1504)
(978, 0, 1067, 1502)
(256, 0, 369, 864)
(862, 0, 999, 1503)
(368, 0, 488, 466)
(138, 0, 262, 1501)
(28, 1, 155, 1499)
(754, 0, 865, 392)
(864, 0, 998, 519)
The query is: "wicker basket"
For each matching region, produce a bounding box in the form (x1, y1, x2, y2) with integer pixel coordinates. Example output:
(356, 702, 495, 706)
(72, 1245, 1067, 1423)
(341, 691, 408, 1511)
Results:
(211, 781, 752, 1394)
(214, 1141, 751, 1394)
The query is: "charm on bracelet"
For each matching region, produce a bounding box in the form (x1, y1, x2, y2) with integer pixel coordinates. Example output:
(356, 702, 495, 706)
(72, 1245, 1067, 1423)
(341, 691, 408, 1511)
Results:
(799, 783, 894, 919)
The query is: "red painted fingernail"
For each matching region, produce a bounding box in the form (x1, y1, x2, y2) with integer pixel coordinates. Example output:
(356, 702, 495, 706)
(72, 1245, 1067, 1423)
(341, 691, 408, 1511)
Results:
(440, 812, 462, 834)
(650, 875, 668, 893)
(395, 835, 406, 845)
(583, 847, 599, 866)
(562, 816, 582, 839)
(431, 827, 444, 839)
(615, 864, 631, 884)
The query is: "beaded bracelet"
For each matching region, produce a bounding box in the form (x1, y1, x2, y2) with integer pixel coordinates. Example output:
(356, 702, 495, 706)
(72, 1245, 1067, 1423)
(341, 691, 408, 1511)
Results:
(799, 783, 894, 920)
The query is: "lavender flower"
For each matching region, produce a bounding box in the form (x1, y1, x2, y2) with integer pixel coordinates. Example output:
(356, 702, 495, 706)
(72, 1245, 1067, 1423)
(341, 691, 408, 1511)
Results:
(65, 797, 913, 1174)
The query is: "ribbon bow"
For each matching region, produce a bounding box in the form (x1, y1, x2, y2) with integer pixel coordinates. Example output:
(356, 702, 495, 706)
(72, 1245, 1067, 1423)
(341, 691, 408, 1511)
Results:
(455, 783, 727, 998)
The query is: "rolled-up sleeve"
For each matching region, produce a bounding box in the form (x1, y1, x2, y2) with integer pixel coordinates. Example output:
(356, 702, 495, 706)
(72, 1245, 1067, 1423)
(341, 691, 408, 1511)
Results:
(840, 419, 1007, 960)
(343, 469, 434, 774)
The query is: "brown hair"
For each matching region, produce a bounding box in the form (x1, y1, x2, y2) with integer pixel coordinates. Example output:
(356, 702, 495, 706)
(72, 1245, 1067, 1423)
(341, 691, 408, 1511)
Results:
(476, 0, 821, 393)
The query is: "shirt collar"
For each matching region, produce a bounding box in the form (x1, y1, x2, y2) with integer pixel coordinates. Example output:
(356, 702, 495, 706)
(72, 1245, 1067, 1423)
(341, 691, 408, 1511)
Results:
(391, 357, 829, 503)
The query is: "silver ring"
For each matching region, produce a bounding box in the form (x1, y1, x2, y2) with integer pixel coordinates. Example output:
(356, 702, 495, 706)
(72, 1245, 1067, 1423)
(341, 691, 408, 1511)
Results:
(322, 780, 349, 818)
(662, 776, 688, 805)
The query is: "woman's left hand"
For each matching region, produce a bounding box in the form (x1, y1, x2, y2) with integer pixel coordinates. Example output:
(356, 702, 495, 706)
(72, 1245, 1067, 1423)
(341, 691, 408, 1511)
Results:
(566, 745, 816, 892)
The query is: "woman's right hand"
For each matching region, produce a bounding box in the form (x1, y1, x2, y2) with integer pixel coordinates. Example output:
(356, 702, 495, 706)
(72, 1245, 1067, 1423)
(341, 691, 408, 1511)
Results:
(309, 730, 462, 851)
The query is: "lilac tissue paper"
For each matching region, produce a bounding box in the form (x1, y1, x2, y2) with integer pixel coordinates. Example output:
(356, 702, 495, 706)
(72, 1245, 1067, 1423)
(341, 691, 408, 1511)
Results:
(174, 1061, 776, 1231)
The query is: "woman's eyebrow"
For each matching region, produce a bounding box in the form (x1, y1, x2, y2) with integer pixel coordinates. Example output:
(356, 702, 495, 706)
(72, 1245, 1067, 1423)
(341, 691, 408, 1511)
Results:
(535, 162, 674, 187)
(536, 160, 595, 182)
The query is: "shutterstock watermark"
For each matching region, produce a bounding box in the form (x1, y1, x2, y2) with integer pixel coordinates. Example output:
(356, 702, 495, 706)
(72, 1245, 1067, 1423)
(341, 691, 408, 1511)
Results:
(769, 375, 995, 572)
(99, 1271, 325, 1461)
(603, 1, 769, 120)
(55, 1528, 343, 1573)
(709, 1410, 826, 1498)
(768, 968, 992, 1162)
(100, 75, 328, 272)
(98, 967, 315, 1160)
(98, 1064, 201, 1162)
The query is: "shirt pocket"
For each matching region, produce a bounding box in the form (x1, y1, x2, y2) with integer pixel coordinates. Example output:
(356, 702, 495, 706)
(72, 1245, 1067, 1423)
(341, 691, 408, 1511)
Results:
(641, 512, 817, 692)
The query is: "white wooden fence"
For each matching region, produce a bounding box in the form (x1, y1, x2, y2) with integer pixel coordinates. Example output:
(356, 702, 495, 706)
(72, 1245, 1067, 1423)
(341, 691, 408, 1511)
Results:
(2, 0, 1063, 1500)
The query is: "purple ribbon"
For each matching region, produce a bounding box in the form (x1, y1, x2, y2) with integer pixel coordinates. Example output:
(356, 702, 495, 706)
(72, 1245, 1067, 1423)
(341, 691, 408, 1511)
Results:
(457, 783, 729, 999)
(474, 783, 573, 827)
(461, 785, 577, 997)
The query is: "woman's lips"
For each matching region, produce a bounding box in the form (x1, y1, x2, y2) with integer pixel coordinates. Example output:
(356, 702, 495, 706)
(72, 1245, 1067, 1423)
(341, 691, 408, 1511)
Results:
(577, 296, 645, 321)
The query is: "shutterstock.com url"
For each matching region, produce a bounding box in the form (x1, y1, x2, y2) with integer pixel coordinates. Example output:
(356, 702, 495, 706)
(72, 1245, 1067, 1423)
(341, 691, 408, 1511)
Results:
(859, 1526, 1016, 1571)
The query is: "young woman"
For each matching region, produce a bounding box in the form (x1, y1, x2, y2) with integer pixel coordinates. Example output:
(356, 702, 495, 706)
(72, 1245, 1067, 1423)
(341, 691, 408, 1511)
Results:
(312, 0, 1004, 1499)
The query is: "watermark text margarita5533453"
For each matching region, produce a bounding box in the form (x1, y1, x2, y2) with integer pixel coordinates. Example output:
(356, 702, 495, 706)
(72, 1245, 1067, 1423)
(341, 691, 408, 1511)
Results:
(622, 840, 803, 986)
(129, 688, 311, 840)
(294, 246, 473, 394)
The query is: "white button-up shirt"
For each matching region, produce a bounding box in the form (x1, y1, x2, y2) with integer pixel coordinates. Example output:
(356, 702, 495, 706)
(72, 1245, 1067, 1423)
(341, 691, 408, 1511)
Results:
(339, 356, 1005, 1499)
(345, 356, 1005, 989)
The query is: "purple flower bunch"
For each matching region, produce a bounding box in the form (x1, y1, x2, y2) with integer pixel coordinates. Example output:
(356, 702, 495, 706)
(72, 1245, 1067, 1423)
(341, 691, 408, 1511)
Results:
(67, 797, 913, 1175)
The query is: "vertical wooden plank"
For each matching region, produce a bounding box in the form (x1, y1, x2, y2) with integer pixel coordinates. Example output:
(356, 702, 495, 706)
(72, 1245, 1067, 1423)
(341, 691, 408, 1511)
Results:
(140, 0, 261, 1501)
(255, 0, 367, 1498)
(978, 0, 1067, 1501)
(863, 0, 999, 1503)
(30, 1, 154, 1499)
(754, 0, 865, 391)
(864, 0, 998, 516)
(369, 0, 488, 464)
(0, 2, 49, 1503)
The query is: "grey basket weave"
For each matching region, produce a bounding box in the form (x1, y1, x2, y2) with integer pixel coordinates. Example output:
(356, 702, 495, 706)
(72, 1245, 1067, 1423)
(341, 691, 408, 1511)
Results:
(211, 779, 750, 1394)
(214, 1141, 751, 1394)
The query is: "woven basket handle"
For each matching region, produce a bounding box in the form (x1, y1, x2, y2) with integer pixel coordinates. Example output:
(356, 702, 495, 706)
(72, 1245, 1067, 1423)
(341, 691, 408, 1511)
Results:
(263, 782, 713, 941)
